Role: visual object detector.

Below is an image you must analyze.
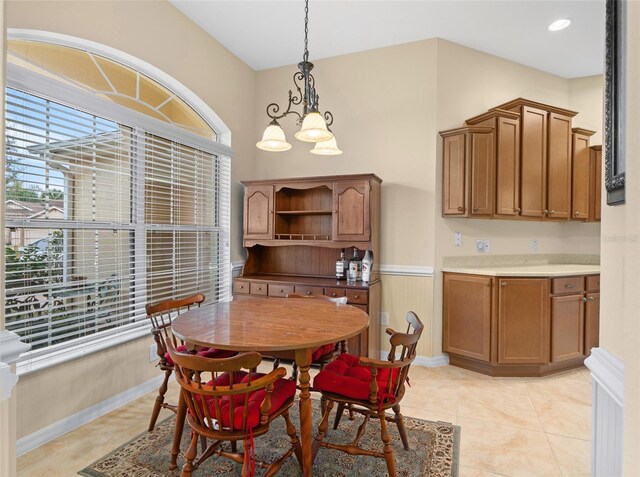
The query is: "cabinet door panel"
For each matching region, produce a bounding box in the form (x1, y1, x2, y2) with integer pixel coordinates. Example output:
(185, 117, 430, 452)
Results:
(584, 292, 600, 356)
(498, 278, 549, 364)
(442, 133, 467, 216)
(496, 117, 521, 216)
(244, 185, 274, 239)
(551, 294, 584, 362)
(443, 273, 492, 362)
(591, 148, 602, 221)
(520, 107, 548, 217)
(470, 132, 494, 216)
(547, 113, 572, 218)
(572, 133, 591, 220)
(333, 181, 370, 241)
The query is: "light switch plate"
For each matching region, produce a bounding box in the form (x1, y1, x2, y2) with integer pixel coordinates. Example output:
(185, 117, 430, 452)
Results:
(380, 312, 390, 326)
(483, 239, 491, 253)
(476, 240, 485, 253)
(531, 239, 538, 252)
(454, 232, 462, 247)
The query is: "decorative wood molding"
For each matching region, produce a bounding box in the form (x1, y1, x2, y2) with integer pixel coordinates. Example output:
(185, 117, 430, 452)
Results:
(585, 347, 624, 476)
(0, 363, 19, 401)
(378, 265, 434, 277)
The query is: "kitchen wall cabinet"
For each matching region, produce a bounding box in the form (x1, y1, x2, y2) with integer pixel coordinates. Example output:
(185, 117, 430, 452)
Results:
(442, 271, 600, 376)
(442, 97, 601, 222)
(465, 110, 521, 217)
(571, 128, 597, 220)
(440, 126, 494, 217)
(237, 173, 382, 358)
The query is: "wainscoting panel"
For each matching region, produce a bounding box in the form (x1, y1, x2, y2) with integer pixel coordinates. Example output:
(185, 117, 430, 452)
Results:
(585, 347, 624, 476)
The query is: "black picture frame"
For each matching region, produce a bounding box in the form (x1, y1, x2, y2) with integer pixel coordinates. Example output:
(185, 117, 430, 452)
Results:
(604, 0, 626, 205)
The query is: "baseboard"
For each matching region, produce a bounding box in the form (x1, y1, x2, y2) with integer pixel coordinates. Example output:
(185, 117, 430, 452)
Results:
(16, 374, 163, 456)
(380, 353, 449, 367)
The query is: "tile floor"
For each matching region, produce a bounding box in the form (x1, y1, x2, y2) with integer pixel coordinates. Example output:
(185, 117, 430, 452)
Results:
(17, 363, 592, 477)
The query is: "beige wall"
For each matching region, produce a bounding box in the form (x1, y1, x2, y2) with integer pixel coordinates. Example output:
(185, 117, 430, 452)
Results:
(599, 1, 640, 472)
(5, 0, 256, 438)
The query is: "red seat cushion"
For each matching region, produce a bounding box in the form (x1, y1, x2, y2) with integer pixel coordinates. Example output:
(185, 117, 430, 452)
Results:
(164, 345, 237, 366)
(198, 373, 297, 430)
(312, 343, 336, 362)
(313, 353, 399, 402)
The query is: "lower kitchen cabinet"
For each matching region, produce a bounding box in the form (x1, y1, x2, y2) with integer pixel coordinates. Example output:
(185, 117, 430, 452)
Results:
(443, 272, 599, 376)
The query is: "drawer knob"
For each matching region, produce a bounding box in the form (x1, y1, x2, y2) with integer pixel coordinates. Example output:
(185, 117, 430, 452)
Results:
(306, 291, 311, 295)
(588, 296, 595, 302)
(354, 295, 359, 299)
(457, 207, 464, 212)
(514, 207, 521, 213)
(581, 297, 588, 303)
(564, 284, 575, 289)
(332, 293, 337, 297)
(501, 282, 507, 286)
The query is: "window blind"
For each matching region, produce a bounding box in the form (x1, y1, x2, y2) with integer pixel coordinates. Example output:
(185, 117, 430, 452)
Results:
(4, 87, 230, 361)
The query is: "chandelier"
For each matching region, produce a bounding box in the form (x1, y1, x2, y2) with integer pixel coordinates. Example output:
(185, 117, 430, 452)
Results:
(256, 0, 342, 155)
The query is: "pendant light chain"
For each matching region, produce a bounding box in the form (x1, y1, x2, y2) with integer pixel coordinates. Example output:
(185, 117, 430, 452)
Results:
(303, 0, 309, 63)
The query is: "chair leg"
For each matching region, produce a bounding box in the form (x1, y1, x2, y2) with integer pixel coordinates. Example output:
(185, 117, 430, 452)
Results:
(181, 431, 198, 477)
(333, 402, 346, 429)
(291, 362, 299, 382)
(320, 395, 327, 417)
(392, 403, 410, 451)
(315, 398, 334, 445)
(283, 409, 303, 464)
(379, 411, 397, 477)
(149, 368, 172, 432)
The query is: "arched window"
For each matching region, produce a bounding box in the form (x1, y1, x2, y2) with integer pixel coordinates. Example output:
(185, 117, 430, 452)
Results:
(4, 33, 232, 370)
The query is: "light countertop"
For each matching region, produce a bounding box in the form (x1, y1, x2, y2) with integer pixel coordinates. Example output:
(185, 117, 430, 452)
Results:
(442, 264, 600, 277)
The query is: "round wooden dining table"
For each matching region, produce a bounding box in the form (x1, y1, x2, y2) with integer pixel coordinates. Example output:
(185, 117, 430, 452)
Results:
(170, 296, 369, 477)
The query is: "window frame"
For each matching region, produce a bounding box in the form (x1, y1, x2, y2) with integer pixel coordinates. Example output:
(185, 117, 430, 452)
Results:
(5, 58, 232, 376)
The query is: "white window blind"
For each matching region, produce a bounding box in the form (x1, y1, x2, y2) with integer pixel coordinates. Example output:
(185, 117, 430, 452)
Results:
(4, 87, 230, 363)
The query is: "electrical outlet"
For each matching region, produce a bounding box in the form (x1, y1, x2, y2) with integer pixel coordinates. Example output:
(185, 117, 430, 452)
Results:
(149, 343, 157, 362)
(483, 239, 491, 253)
(476, 240, 485, 253)
(531, 239, 538, 252)
(454, 232, 462, 247)
(380, 312, 390, 326)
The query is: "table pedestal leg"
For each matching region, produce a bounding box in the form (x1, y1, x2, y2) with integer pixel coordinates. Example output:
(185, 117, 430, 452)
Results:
(170, 388, 186, 470)
(295, 348, 313, 477)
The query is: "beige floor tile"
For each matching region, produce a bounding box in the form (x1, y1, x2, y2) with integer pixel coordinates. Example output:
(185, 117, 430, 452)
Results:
(459, 465, 510, 477)
(458, 388, 543, 432)
(529, 391, 591, 440)
(458, 417, 562, 477)
(401, 382, 460, 415)
(547, 434, 591, 477)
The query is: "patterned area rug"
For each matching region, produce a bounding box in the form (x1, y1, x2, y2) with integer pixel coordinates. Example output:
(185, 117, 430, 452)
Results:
(79, 403, 460, 477)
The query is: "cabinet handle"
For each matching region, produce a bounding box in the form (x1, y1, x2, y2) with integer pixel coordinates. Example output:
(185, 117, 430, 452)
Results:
(473, 207, 479, 212)
(513, 207, 521, 213)
(354, 295, 359, 299)
(588, 296, 595, 302)
(549, 210, 556, 215)
(457, 207, 464, 212)
(306, 291, 312, 295)
(581, 297, 588, 303)
(543, 210, 549, 215)
(564, 284, 575, 289)
(501, 282, 507, 286)
(331, 293, 337, 297)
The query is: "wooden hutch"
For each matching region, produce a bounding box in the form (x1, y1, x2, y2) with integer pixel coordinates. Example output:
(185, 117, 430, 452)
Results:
(234, 173, 382, 358)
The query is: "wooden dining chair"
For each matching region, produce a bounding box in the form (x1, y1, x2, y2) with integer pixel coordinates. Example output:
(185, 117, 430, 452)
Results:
(146, 293, 237, 432)
(313, 311, 424, 477)
(166, 340, 301, 477)
(285, 293, 349, 381)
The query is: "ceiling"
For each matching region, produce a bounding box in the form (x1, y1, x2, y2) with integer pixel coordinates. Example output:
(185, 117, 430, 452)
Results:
(169, 0, 605, 79)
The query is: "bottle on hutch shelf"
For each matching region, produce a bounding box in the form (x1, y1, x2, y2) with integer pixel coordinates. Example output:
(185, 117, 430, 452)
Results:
(348, 248, 360, 284)
(361, 249, 373, 283)
(347, 248, 360, 285)
(335, 249, 347, 280)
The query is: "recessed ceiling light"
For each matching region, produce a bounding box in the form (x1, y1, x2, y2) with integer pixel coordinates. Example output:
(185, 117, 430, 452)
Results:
(548, 19, 571, 31)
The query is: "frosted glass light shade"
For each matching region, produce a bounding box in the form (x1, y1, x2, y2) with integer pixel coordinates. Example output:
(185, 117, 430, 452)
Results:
(310, 136, 343, 155)
(294, 112, 333, 142)
(256, 123, 292, 152)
